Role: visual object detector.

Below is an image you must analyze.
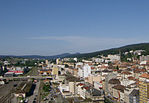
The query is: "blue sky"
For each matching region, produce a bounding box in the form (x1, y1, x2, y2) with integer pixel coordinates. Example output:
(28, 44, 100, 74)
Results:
(0, 0, 149, 55)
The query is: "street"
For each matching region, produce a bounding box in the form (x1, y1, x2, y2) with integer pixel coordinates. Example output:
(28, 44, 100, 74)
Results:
(27, 81, 40, 103)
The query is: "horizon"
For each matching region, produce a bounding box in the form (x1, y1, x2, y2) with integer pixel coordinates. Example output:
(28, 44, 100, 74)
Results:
(0, 42, 148, 56)
(0, 0, 149, 55)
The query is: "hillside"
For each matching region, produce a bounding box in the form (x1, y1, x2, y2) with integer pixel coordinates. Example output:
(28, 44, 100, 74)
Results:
(67, 43, 149, 58)
(0, 53, 79, 59)
(0, 43, 149, 59)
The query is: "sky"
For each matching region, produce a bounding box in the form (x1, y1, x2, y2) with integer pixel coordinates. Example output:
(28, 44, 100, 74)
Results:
(0, 0, 149, 56)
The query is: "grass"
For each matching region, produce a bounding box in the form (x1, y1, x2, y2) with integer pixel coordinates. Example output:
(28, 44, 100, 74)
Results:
(24, 67, 39, 76)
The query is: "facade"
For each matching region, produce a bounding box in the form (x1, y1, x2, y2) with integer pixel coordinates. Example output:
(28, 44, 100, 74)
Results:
(83, 64, 91, 78)
(140, 55, 149, 61)
(78, 64, 91, 78)
(52, 67, 59, 76)
(139, 73, 149, 103)
(112, 85, 125, 102)
(129, 89, 139, 103)
(108, 54, 120, 62)
(105, 73, 117, 95)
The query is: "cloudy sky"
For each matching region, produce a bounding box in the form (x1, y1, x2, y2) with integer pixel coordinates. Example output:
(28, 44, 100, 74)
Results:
(0, 0, 149, 56)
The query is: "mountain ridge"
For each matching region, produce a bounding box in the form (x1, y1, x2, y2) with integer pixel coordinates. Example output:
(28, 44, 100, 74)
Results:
(0, 43, 149, 59)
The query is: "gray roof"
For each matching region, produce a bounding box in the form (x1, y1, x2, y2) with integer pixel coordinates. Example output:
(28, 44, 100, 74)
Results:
(129, 89, 139, 96)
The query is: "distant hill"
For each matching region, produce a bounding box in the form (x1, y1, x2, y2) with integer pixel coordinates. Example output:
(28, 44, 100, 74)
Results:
(0, 43, 149, 59)
(0, 53, 80, 59)
(66, 43, 149, 58)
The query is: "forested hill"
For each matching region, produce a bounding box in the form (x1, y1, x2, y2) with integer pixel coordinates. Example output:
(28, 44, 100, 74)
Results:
(1, 43, 149, 59)
(67, 43, 149, 58)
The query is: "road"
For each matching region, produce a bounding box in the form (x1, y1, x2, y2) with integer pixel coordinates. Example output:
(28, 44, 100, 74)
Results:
(28, 81, 40, 103)
(40, 83, 68, 103)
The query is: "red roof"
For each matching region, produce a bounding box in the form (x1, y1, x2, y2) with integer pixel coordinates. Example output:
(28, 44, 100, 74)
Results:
(8, 71, 23, 73)
(83, 86, 90, 90)
(140, 73, 149, 79)
(77, 83, 84, 86)
(128, 76, 135, 80)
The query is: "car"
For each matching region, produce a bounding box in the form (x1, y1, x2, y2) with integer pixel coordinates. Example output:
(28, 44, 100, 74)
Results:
(13, 84, 17, 87)
(24, 99, 28, 103)
(33, 101, 36, 103)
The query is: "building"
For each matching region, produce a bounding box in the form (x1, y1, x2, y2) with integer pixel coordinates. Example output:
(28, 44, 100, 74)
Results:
(139, 73, 149, 103)
(140, 55, 149, 61)
(45, 60, 49, 65)
(14, 82, 33, 98)
(85, 88, 104, 102)
(129, 89, 139, 103)
(78, 64, 91, 78)
(8, 70, 23, 75)
(112, 85, 125, 102)
(105, 73, 117, 95)
(4, 72, 15, 77)
(52, 67, 59, 76)
(108, 78, 121, 97)
(56, 58, 60, 65)
(108, 54, 120, 62)
(39, 69, 52, 75)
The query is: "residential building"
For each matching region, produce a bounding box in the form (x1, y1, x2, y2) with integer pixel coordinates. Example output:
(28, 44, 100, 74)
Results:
(139, 73, 149, 103)
(129, 89, 139, 103)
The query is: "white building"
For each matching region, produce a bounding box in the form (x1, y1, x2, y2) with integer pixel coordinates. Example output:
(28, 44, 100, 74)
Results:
(92, 58, 104, 63)
(108, 54, 120, 62)
(73, 58, 77, 62)
(78, 64, 91, 78)
(75, 62, 83, 68)
(140, 55, 149, 61)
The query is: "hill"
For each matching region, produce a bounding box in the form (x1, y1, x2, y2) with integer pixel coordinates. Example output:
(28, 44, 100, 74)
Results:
(67, 43, 149, 58)
(0, 53, 80, 59)
(0, 43, 149, 59)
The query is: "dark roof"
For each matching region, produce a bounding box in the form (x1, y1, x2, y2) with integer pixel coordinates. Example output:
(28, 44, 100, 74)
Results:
(15, 82, 33, 94)
(102, 69, 112, 72)
(86, 88, 103, 96)
(129, 89, 139, 96)
(112, 85, 125, 93)
(108, 79, 120, 84)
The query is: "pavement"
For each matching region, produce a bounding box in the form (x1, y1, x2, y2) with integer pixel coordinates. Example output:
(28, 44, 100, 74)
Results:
(28, 81, 40, 103)
(40, 84, 68, 103)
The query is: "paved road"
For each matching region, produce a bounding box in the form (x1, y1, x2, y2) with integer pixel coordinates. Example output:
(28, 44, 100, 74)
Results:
(28, 81, 40, 103)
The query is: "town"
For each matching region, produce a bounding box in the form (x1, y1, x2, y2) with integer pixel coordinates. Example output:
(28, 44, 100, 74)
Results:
(0, 49, 149, 103)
